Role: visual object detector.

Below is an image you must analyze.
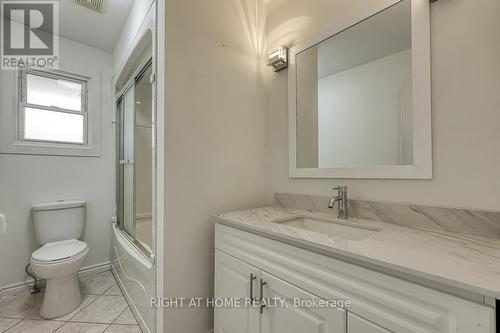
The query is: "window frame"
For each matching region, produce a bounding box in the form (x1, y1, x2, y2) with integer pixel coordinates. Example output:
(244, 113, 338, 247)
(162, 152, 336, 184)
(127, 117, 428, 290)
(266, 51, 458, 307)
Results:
(0, 67, 101, 157)
(19, 69, 90, 146)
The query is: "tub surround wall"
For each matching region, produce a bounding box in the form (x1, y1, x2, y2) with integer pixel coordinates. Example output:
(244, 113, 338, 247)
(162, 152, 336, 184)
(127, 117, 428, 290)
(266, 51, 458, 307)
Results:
(111, 225, 154, 332)
(110, 3, 156, 333)
(113, 0, 155, 74)
(275, 193, 500, 239)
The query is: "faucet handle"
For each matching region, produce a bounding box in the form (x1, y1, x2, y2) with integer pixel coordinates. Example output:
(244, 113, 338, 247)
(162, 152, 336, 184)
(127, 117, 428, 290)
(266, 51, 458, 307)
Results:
(332, 186, 344, 194)
(332, 186, 348, 199)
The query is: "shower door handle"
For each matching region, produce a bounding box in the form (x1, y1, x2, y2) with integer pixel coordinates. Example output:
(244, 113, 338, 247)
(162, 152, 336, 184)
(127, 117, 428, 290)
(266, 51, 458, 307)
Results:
(249, 273, 256, 300)
(119, 159, 134, 165)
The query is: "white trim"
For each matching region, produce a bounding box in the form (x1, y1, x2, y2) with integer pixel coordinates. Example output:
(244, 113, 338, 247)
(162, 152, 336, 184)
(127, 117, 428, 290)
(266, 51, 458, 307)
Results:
(18, 69, 89, 146)
(0, 67, 102, 157)
(0, 261, 111, 298)
(113, 223, 153, 268)
(154, 1, 165, 332)
(288, 0, 432, 179)
(78, 261, 112, 277)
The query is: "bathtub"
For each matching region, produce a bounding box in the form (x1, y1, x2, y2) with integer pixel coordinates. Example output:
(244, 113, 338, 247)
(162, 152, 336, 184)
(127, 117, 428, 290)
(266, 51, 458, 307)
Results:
(110, 223, 155, 332)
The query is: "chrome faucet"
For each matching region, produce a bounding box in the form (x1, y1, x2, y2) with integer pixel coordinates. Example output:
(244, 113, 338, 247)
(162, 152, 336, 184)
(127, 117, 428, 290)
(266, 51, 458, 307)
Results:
(328, 186, 348, 220)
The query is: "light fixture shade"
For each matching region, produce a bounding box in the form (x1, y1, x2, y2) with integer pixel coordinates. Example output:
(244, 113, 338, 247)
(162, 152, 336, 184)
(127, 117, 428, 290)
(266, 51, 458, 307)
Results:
(267, 46, 288, 72)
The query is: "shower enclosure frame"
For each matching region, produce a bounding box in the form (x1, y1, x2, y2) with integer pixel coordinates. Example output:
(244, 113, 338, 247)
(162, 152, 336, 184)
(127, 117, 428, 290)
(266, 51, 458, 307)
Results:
(115, 56, 155, 260)
(110, 2, 165, 331)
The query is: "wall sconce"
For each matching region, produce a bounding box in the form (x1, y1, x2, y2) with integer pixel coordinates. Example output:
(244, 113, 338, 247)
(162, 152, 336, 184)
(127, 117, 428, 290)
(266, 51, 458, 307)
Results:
(267, 46, 288, 72)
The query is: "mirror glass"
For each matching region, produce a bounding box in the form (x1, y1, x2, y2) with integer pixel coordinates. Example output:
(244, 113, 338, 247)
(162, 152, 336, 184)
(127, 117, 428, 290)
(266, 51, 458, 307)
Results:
(296, 0, 412, 168)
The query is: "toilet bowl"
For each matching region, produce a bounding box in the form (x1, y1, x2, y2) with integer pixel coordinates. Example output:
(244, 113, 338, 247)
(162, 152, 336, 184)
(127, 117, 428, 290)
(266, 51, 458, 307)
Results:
(30, 239, 89, 318)
(31, 200, 88, 319)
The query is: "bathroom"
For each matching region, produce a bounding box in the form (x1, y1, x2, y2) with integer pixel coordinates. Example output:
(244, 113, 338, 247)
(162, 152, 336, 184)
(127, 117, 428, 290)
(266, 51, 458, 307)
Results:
(1, 0, 500, 332)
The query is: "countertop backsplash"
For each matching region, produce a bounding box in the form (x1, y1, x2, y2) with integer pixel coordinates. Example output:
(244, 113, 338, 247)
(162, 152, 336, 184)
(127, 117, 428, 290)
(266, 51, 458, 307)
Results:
(275, 193, 500, 239)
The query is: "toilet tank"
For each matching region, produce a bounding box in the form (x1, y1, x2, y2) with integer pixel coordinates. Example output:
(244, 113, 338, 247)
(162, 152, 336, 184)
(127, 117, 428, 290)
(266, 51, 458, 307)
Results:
(32, 200, 86, 245)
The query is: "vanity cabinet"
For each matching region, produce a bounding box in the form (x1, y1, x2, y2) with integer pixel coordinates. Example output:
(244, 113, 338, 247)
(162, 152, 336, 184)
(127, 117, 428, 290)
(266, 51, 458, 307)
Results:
(347, 313, 390, 333)
(260, 271, 346, 333)
(214, 251, 260, 333)
(215, 223, 495, 333)
(215, 251, 346, 333)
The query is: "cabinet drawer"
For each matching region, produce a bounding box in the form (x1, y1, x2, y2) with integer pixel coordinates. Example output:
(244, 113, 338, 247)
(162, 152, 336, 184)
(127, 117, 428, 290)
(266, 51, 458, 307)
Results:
(216, 224, 495, 333)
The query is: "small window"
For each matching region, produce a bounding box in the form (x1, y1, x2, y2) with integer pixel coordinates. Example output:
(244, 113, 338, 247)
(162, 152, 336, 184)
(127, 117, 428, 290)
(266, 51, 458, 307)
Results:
(20, 70, 88, 145)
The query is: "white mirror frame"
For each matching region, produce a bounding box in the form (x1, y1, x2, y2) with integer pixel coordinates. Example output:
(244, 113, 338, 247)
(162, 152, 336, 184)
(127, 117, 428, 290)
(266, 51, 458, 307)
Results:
(289, 0, 432, 179)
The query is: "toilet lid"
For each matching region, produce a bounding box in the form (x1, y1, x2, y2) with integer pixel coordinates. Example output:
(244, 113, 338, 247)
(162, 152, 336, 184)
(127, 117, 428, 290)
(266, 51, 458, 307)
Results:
(32, 239, 88, 263)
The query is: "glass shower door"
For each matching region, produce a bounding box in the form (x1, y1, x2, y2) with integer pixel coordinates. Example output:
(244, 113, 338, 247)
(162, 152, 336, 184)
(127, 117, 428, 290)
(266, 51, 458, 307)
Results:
(121, 85, 136, 238)
(116, 59, 154, 256)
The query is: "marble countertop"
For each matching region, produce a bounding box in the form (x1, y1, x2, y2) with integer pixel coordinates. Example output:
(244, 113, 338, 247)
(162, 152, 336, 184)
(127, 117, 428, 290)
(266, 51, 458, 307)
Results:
(216, 206, 500, 299)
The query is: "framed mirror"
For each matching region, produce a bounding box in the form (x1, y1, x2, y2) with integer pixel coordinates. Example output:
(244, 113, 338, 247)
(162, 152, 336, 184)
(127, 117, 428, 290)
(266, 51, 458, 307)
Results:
(289, 0, 431, 179)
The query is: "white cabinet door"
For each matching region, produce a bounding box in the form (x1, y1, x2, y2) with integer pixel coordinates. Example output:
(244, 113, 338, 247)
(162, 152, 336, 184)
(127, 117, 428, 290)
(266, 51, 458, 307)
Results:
(347, 313, 390, 333)
(214, 250, 260, 333)
(261, 271, 346, 333)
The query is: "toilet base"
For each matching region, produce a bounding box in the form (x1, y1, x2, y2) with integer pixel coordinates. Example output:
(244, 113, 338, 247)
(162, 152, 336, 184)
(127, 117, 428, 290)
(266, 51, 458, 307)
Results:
(40, 274, 82, 319)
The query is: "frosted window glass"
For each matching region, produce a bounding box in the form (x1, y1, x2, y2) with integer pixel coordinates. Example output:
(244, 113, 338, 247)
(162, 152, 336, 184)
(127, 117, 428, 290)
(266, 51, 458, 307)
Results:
(24, 108, 84, 144)
(27, 74, 83, 111)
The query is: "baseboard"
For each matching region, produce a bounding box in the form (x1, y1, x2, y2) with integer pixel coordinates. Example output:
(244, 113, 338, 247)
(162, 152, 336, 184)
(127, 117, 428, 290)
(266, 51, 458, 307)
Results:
(0, 261, 111, 298)
(78, 261, 111, 277)
(0, 279, 44, 299)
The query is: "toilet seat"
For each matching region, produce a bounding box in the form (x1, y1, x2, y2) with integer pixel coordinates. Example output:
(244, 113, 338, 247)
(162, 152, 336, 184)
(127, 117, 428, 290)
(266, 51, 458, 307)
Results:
(32, 239, 88, 264)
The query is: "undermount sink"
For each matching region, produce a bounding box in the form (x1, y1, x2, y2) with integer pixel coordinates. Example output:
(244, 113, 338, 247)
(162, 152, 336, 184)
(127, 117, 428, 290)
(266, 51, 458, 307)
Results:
(275, 217, 380, 241)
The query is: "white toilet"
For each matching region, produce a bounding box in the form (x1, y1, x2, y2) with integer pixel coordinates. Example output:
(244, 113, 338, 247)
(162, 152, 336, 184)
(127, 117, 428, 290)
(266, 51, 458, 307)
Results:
(30, 200, 89, 319)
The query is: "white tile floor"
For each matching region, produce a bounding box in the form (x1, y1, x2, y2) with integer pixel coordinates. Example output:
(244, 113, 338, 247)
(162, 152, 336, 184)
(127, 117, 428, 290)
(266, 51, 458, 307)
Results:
(0, 271, 142, 333)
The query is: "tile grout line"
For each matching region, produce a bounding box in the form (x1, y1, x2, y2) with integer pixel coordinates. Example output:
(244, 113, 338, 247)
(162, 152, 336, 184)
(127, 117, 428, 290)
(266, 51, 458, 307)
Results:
(112, 306, 141, 326)
(35, 272, 116, 327)
(49, 320, 65, 333)
(63, 293, 102, 322)
(67, 296, 128, 326)
(1, 271, 133, 333)
(5, 318, 32, 332)
(0, 318, 22, 333)
(102, 322, 113, 332)
(104, 276, 142, 330)
(2, 318, 27, 332)
(4, 318, 65, 333)
(62, 270, 117, 324)
(112, 307, 128, 322)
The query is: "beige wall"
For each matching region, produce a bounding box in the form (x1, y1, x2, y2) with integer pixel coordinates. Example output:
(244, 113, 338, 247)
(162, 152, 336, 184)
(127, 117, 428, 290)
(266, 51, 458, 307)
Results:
(164, 0, 270, 331)
(266, 0, 500, 210)
(162, 0, 500, 331)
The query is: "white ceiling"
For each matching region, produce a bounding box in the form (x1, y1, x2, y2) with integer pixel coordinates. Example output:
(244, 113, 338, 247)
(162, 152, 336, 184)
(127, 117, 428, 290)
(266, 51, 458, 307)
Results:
(316, 0, 411, 79)
(58, 0, 135, 52)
